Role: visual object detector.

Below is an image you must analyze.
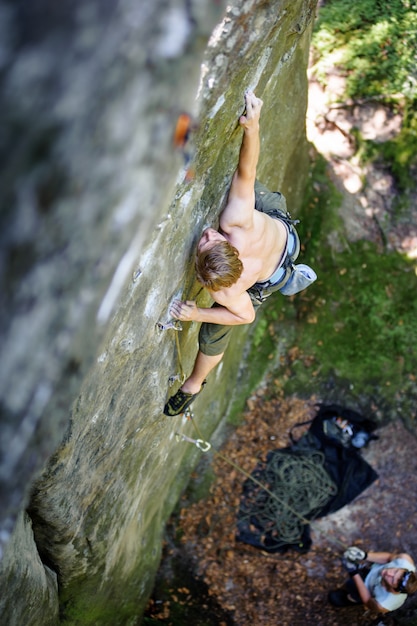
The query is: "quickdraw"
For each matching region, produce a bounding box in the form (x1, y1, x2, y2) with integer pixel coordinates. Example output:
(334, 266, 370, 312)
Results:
(175, 432, 211, 452)
(157, 320, 183, 331)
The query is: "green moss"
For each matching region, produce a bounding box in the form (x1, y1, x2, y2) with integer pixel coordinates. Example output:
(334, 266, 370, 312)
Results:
(233, 150, 417, 428)
(289, 241, 417, 387)
(298, 154, 344, 251)
(312, 0, 417, 100)
(271, 153, 417, 425)
(60, 577, 140, 626)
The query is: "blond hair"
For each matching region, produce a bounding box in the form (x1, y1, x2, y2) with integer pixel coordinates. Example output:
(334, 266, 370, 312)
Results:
(195, 241, 243, 291)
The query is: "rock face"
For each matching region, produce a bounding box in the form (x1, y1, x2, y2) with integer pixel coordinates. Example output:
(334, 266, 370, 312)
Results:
(0, 513, 59, 626)
(0, 0, 317, 623)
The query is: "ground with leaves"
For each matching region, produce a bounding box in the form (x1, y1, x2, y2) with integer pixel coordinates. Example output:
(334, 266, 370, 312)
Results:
(145, 391, 417, 625)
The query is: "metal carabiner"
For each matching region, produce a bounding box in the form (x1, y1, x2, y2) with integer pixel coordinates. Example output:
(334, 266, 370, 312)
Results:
(195, 439, 211, 452)
(157, 320, 183, 332)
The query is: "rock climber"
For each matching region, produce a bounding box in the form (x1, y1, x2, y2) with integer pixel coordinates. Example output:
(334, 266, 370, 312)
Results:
(164, 89, 309, 416)
(328, 545, 417, 613)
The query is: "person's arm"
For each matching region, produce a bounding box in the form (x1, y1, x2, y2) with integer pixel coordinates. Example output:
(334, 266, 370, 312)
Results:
(366, 552, 414, 565)
(350, 574, 388, 614)
(169, 290, 255, 325)
(220, 90, 263, 232)
(349, 552, 414, 614)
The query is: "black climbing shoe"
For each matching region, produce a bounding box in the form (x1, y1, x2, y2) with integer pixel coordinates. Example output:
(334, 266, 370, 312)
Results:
(163, 382, 206, 416)
(328, 589, 360, 607)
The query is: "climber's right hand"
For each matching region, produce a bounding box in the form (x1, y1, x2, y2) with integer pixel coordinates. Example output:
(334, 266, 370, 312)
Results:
(239, 90, 263, 130)
(343, 546, 367, 563)
(170, 300, 198, 322)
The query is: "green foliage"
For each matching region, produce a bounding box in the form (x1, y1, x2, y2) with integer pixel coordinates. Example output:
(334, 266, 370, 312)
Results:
(312, 0, 417, 197)
(297, 154, 344, 254)
(294, 241, 417, 388)
(257, 152, 417, 421)
(252, 317, 268, 348)
(312, 0, 417, 100)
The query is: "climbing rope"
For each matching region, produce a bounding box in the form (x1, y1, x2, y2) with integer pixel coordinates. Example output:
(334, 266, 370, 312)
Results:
(177, 409, 348, 551)
(161, 286, 204, 387)
(158, 319, 186, 387)
(237, 449, 337, 548)
(173, 330, 186, 386)
(163, 315, 348, 550)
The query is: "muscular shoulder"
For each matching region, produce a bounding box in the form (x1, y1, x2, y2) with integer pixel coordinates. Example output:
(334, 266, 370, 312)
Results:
(209, 283, 247, 304)
(209, 286, 255, 323)
(220, 191, 255, 232)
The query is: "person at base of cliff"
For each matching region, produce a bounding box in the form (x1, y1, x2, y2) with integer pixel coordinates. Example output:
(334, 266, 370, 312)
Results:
(328, 546, 417, 614)
(163, 89, 305, 417)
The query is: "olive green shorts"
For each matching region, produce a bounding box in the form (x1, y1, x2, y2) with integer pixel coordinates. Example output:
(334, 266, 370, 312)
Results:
(198, 299, 261, 356)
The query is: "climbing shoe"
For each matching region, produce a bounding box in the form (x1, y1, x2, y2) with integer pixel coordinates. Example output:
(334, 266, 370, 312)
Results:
(163, 382, 206, 416)
(327, 589, 360, 607)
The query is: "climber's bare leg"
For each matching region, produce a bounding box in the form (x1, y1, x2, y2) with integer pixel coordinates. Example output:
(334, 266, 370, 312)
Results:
(163, 350, 224, 416)
(181, 351, 224, 394)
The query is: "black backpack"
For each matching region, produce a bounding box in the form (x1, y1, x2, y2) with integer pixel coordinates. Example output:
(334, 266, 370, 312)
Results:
(290, 403, 379, 450)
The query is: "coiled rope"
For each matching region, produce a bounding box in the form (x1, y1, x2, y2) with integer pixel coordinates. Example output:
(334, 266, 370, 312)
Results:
(177, 412, 347, 551)
(166, 321, 347, 550)
(237, 448, 337, 548)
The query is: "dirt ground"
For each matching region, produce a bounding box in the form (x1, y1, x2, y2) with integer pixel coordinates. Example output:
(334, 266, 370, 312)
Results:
(145, 69, 417, 625)
(146, 393, 417, 625)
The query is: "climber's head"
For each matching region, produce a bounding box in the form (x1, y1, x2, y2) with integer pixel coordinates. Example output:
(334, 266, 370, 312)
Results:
(195, 228, 243, 291)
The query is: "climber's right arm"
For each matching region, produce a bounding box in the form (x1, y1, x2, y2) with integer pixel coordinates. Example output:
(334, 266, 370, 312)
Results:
(169, 290, 255, 325)
(220, 90, 263, 233)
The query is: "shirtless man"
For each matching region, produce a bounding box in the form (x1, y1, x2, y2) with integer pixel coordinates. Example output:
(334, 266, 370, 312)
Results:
(164, 89, 301, 416)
